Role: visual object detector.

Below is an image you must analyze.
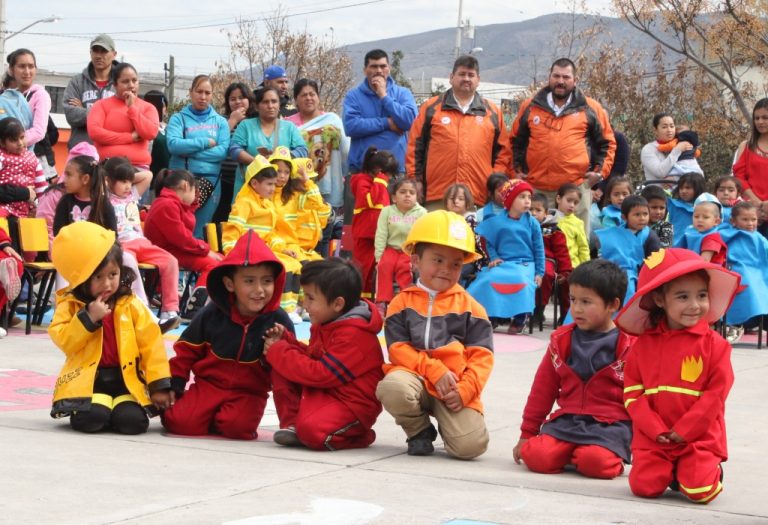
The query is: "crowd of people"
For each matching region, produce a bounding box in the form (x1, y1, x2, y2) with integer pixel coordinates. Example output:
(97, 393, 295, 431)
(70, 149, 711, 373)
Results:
(0, 33, 765, 506)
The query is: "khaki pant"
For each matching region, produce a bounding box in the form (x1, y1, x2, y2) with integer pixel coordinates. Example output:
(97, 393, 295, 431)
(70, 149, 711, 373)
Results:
(376, 370, 489, 459)
(535, 180, 593, 236)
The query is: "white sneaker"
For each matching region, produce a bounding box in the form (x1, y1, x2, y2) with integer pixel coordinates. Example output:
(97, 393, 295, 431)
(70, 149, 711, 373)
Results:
(287, 311, 303, 325)
(725, 325, 744, 344)
(158, 311, 181, 334)
(0, 326, 7, 338)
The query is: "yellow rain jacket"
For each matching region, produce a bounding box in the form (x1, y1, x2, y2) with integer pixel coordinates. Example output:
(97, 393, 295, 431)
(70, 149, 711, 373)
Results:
(48, 291, 171, 418)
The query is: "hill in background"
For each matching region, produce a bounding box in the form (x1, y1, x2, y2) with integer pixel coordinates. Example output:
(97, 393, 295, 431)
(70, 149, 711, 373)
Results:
(341, 13, 676, 87)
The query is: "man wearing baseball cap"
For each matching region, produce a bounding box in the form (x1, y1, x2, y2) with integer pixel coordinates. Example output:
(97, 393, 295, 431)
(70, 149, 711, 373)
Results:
(255, 65, 297, 118)
(62, 34, 119, 149)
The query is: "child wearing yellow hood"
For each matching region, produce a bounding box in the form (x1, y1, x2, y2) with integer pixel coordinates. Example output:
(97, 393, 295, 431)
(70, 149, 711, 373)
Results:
(223, 155, 302, 319)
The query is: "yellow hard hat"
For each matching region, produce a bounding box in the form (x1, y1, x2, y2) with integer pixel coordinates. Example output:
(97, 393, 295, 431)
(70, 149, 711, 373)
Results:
(402, 210, 480, 263)
(292, 157, 318, 179)
(52, 222, 117, 288)
(268, 146, 297, 178)
(244, 155, 274, 186)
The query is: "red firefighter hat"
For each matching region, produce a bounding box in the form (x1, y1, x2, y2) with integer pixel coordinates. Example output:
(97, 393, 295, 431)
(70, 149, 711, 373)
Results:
(615, 248, 741, 335)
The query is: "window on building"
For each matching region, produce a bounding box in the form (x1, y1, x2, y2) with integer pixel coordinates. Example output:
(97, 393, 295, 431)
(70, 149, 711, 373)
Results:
(45, 86, 65, 113)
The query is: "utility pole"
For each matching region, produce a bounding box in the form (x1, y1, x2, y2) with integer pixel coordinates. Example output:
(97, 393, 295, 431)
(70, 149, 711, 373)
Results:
(0, 0, 6, 66)
(454, 0, 463, 59)
(164, 55, 175, 103)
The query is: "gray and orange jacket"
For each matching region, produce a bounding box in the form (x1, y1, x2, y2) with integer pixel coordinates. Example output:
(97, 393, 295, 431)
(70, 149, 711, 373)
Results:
(169, 230, 294, 396)
(511, 86, 616, 191)
(384, 283, 494, 412)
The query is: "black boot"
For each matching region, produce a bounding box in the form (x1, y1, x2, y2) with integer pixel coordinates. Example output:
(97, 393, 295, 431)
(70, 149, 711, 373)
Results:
(406, 423, 438, 456)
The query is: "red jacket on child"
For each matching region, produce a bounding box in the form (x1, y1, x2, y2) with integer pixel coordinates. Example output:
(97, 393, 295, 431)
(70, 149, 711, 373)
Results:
(520, 324, 633, 439)
(266, 300, 385, 429)
(144, 188, 210, 257)
(542, 220, 573, 277)
(623, 319, 732, 458)
(350, 172, 390, 240)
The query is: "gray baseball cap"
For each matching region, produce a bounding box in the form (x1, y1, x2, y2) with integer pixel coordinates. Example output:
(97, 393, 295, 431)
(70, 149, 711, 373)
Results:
(90, 34, 115, 52)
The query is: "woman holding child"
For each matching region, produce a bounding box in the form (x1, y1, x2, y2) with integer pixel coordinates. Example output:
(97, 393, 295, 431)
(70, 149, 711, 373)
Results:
(640, 113, 694, 182)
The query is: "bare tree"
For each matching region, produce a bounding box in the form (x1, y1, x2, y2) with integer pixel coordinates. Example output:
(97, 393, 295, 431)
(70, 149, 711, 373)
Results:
(612, 0, 768, 122)
(217, 9, 353, 113)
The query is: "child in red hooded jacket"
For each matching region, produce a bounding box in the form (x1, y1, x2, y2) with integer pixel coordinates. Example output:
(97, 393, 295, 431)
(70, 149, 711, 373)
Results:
(143, 168, 223, 320)
(263, 258, 384, 450)
(161, 230, 294, 440)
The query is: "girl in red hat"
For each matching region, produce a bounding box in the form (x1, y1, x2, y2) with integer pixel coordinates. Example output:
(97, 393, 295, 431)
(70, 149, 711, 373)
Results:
(467, 179, 544, 334)
(616, 248, 740, 503)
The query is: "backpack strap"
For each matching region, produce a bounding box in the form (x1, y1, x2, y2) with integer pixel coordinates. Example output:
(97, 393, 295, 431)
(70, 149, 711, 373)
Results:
(414, 94, 446, 199)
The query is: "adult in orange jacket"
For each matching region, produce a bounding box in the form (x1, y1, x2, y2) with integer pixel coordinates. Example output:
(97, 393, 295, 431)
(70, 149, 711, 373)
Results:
(511, 58, 615, 232)
(406, 55, 511, 207)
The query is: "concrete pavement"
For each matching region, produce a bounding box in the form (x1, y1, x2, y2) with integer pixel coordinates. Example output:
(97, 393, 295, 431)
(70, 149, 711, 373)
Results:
(1, 315, 767, 525)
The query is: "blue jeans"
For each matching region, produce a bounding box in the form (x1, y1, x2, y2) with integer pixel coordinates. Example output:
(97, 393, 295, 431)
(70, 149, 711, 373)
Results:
(194, 174, 221, 239)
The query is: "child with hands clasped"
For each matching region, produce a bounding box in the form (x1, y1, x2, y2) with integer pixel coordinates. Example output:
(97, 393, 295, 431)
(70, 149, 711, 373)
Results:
(161, 231, 295, 439)
(376, 211, 494, 459)
(467, 179, 544, 334)
(514, 260, 632, 479)
(616, 248, 740, 503)
(48, 222, 173, 434)
(262, 259, 384, 450)
(374, 178, 426, 316)
(223, 155, 303, 319)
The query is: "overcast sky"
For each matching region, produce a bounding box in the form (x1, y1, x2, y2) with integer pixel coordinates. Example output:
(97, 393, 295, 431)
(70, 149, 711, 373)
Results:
(3, 0, 612, 76)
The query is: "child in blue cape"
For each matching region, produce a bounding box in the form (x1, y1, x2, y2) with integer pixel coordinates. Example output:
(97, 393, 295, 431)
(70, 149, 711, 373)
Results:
(600, 176, 632, 229)
(719, 201, 768, 335)
(595, 195, 661, 306)
(675, 193, 726, 266)
(668, 173, 705, 244)
(467, 179, 544, 334)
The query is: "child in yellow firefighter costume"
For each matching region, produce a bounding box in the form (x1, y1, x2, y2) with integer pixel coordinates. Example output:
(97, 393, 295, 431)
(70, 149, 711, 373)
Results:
(223, 155, 302, 315)
(268, 148, 331, 262)
(616, 248, 740, 503)
(48, 222, 173, 434)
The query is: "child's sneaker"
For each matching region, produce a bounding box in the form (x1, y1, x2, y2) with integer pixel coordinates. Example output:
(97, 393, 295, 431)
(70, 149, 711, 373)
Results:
(725, 325, 744, 344)
(273, 426, 302, 447)
(182, 287, 208, 322)
(406, 423, 437, 456)
(0, 257, 21, 302)
(287, 310, 303, 325)
(0, 326, 6, 338)
(158, 311, 180, 334)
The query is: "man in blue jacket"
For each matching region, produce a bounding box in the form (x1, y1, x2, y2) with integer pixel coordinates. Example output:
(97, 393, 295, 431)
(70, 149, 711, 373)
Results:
(343, 49, 417, 173)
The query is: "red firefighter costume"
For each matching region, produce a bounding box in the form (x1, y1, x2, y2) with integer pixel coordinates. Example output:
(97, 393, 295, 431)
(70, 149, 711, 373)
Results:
(161, 231, 295, 440)
(266, 299, 384, 450)
(616, 248, 740, 504)
(350, 171, 390, 297)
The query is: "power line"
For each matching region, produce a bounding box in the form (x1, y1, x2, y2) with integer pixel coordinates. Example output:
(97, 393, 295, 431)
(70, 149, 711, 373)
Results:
(5, 0, 388, 37)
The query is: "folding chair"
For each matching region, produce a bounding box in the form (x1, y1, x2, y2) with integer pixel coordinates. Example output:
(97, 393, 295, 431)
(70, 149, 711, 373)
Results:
(205, 222, 222, 254)
(16, 218, 57, 334)
(335, 225, 354, 258)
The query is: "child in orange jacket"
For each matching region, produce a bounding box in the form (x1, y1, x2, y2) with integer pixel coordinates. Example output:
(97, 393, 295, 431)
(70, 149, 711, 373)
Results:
(616, 248, 740, 504)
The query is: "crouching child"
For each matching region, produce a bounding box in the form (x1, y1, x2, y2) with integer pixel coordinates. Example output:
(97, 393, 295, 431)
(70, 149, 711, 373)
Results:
(263, 258, 384, 450)
(376, 210, 494, 460)
(161, 230, 294, 439)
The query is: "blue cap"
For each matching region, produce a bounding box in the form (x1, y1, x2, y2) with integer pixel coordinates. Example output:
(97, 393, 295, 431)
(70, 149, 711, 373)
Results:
(263, 65, 287, 81)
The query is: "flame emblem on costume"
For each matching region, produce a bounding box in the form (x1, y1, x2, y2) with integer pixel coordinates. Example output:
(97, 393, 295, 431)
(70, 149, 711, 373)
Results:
(680, 355, 703, 383)
(644, 249, 666, 270)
